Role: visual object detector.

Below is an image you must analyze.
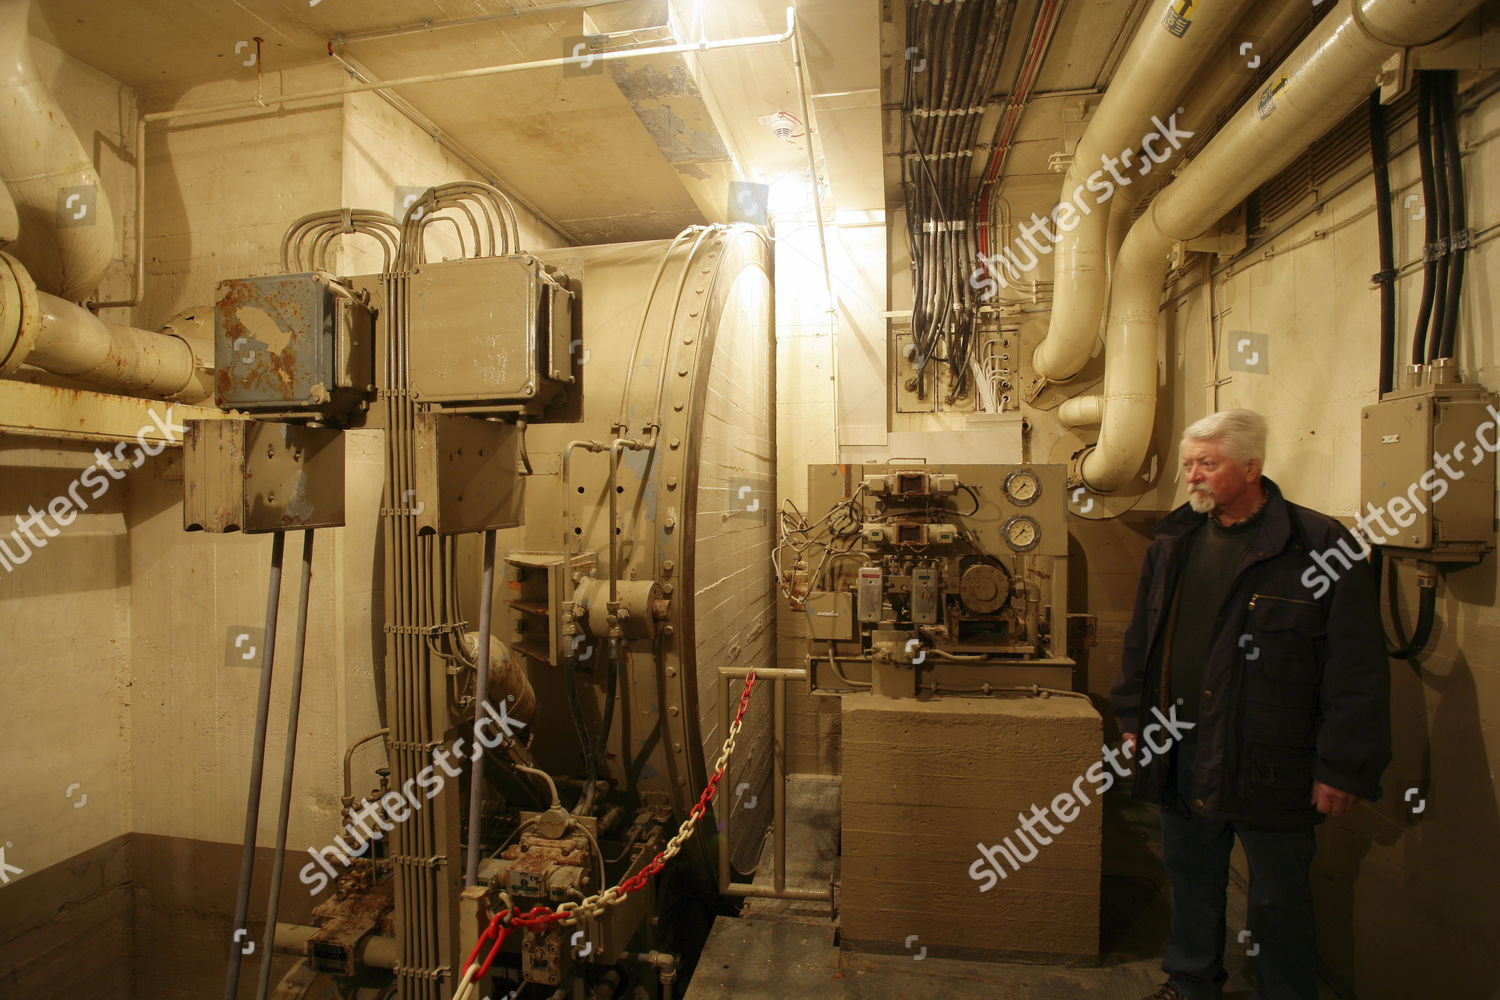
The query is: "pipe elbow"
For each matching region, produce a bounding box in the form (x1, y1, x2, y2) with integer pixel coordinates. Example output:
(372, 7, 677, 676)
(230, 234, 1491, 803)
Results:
(1081, 395, 1156, 492)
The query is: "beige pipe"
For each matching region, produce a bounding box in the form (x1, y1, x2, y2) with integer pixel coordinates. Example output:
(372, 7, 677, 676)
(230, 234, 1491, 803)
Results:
(1104, 0, 1320, 269)
(0, 251, 211, 402)
(1032, 0, 1256, 384)
(0, 0, 116, 301)
(1083, 0, 1480, 492)
(0, 183, 16, 243)
(1058, 394, 1104, 427)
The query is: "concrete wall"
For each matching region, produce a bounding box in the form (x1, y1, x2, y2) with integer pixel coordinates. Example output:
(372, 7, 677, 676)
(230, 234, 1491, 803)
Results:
(1144, 84, 1500, 1000)
(0, 26, 573, 996)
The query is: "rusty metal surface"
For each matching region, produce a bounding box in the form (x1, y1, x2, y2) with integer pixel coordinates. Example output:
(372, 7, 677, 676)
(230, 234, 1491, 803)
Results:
(492, 834, 590, 902)
(0, 380, 220, 442)
(307, 877, 397, 977)
(214, 272, 373, 420)
(182, 418, 346, 532)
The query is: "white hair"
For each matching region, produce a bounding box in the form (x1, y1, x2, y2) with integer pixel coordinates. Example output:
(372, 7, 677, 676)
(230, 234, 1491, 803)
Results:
(1181, 409, 1266, 469)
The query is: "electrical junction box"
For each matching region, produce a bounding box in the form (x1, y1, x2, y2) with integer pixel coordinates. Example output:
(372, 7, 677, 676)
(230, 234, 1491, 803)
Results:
(806, 591, 854, 640)
(1361, 381, 1497, 562)
(412, 412, 525, 535)
(182, 418, 346, 533)
(214, 272, 374, 423)
(408, 254, 574, 407)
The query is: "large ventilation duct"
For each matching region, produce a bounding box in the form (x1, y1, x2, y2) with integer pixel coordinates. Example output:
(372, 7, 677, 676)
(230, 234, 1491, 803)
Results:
(1102, 0, 1323, 268)
(1082, 0, 1484, 493)
(0, 250, 211, 402)
(1031, 0, 1255, 386)
(0, 0, 116, 301)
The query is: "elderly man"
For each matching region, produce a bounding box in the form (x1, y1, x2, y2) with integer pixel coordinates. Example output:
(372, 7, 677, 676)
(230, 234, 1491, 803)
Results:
(1113, 409, 1390, 1000)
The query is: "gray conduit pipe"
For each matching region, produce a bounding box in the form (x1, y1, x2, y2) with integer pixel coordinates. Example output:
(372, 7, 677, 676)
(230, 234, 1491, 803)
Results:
(465, 530, 498, 887)
(255, 531, 317, 1000)
(1032, 0, 1257, 385)
(224, 532, 287, 1000)
(1083, 0, 1484, 492)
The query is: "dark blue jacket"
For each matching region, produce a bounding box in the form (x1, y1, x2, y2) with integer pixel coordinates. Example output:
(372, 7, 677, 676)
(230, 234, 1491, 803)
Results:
(1110, 477, 1391, 828)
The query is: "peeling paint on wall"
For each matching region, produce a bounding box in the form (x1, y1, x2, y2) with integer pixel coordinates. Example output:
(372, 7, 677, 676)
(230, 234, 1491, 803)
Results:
(608, 61, 730, 167)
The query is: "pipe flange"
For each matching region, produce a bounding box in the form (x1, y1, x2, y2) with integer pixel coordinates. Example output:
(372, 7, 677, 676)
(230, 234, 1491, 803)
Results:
(1049, 430, 1146, 521)
(1347, 0, 1461, 51)
(0, 250, 41, 377)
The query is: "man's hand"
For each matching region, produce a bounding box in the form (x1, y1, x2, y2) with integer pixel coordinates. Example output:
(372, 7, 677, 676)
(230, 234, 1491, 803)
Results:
(1312, 780, 1359, 816)
(1121, 732, 1137, 759)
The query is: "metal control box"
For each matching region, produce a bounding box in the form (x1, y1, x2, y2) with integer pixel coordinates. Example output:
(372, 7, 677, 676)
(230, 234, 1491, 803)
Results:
(857, 566, 883, 622)
(412, 412, 525, 534)
(408, 255, 574, 407)
(807, 591, 855, 640)
(1361, 382, 1497, 561)
(214, 272, 374, 422)
(910, 567, 939, 624)
(183, 419, 346, 533)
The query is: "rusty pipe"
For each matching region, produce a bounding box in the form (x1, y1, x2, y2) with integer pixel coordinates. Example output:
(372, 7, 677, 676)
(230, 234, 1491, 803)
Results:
(1, 251, 211, 401)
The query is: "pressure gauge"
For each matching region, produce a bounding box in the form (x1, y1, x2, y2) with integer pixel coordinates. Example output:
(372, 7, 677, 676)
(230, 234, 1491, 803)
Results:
(1004, 469, 1041, 506)
(1003, 514, 1041, 552)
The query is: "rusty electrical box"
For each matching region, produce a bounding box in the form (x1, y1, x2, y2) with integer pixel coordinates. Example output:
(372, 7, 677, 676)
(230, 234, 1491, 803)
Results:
(213, 272, 374, 422)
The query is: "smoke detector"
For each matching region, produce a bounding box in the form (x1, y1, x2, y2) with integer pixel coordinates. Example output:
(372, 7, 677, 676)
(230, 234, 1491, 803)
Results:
(759, 111, 804, 143)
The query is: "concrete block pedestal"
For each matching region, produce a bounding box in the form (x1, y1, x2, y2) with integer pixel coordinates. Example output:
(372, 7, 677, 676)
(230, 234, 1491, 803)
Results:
(839, 692, 1103, 964)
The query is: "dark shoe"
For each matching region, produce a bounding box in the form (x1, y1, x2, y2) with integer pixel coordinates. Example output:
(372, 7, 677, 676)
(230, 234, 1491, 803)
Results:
(1139, 986, 1188, 1000)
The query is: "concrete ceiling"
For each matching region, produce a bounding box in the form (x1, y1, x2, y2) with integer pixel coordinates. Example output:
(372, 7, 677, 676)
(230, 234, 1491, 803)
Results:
(29, 0, 1176, 245)
(31, 0, 836, 244)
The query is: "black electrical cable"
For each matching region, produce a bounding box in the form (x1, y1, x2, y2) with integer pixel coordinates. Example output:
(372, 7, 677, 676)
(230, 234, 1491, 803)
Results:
(563, 650, 597, 814)
(1380, 552, 1436, 660)
(1411, 76, 1440, 367)
(956, 483, 981, 517)
(582, 641, 621, 817)
(1426, 74, 1451, 365)
(1368, 92, 1397, 397)
(901, 0, 1015, 400)
(1436, 71, 1467, 361)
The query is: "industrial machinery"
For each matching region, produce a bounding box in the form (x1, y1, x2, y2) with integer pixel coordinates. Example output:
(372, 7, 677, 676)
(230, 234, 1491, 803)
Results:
(182, 186, 777, 1000)
(786, 463, 1077, 698)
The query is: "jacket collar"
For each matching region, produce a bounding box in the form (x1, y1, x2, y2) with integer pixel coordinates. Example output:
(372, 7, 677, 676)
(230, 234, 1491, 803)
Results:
(1152, 475, 1295, 557)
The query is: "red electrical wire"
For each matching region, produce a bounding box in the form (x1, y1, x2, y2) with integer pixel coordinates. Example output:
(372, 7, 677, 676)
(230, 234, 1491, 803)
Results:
(977, 0, 1063, 257)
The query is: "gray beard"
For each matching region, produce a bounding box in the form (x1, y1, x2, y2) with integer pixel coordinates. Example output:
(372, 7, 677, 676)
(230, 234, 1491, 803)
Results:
(1188, 491, 1215, 514)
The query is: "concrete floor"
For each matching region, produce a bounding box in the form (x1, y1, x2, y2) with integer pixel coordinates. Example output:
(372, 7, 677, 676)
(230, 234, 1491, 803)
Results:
(686, 776, 1342, 1000)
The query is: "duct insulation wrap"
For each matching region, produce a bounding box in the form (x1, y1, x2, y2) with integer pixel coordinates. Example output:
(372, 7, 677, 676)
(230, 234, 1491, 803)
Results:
(521, 226, 776, 878)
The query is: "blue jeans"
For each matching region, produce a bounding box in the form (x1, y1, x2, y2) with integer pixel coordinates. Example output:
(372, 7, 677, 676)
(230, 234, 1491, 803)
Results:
(1161, 738, 1318, 1000)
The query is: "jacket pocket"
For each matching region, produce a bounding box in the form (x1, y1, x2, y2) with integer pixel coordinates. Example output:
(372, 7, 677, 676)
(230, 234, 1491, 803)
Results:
(1243, 593, 1326, 685)
(1240, 742, 1316, 810)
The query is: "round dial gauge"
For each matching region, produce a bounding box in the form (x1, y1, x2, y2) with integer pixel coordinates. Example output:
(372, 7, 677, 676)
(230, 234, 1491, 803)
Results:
(1004, 469, 1041, 505)
(1003, 514, 1041, 552)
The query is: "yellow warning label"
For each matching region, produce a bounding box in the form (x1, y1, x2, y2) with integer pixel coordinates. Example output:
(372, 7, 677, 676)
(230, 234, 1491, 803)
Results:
(1162, 0, 1197, 38)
